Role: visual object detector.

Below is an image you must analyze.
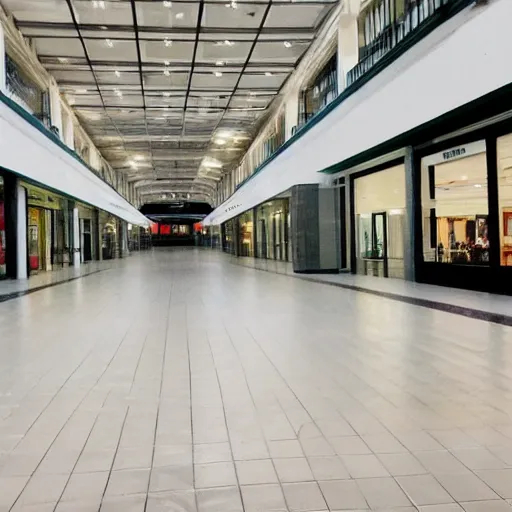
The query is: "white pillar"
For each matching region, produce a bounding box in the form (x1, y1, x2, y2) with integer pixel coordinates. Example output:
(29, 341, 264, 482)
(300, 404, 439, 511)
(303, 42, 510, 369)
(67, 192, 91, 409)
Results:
(49, 81, 64, 139)
(16, 185, 27, 280)
(285, 92, 299, 139)
(338, 1, 361, 91)
(73, 207, 80, 268)
(0, 22, 6, 93)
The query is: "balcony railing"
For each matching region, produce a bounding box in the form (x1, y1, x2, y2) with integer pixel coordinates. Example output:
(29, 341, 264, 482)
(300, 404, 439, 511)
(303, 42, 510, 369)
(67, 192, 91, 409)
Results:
(5, 54, 51, 127)
(347, 0, 460, 87)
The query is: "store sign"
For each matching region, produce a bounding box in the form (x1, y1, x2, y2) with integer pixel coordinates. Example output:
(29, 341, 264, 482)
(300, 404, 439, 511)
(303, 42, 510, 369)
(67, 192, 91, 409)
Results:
(422, 140, 486, 167)
(442, 147, 467, 161)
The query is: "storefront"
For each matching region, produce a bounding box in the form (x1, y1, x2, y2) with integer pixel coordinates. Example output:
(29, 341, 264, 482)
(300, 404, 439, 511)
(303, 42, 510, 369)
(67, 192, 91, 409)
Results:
(340, 114, 512, 294)
(100, 211, 118, 260)
(353, 164, 406, 278)
(238, 210, 254, 257)
(415, 125, 512, 293)
(77, 203, 98, 263)
(25, 183, 70, 275)
(0, 175, 6, 278)
(255, 198, 291, 262)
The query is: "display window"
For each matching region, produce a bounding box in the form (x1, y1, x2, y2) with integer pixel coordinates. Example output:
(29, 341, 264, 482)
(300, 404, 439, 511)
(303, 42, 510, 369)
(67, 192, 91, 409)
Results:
(420, 140, 489, 266)
(238, 211, 254, 257)
(0, 177, 6, 277)
(354, 164, 406, 278)
(497, 133, 512, 266)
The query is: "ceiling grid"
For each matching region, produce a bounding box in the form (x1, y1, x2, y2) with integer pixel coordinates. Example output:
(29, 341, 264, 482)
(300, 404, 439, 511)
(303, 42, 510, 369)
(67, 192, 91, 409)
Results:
(1, 0, 337, 204)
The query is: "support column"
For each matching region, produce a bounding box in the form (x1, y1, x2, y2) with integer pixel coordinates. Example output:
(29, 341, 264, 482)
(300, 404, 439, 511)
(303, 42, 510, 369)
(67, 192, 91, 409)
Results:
(252, 207, 258, 258)
(284, 92, 299, 139)
(0, 22, 6, 94)
(404, 147, 416, 281)
(49, 81, 63, 139)
(337, 1, 361, 91)
(72, 206, 80, 268)
(16, 184, 28, 280)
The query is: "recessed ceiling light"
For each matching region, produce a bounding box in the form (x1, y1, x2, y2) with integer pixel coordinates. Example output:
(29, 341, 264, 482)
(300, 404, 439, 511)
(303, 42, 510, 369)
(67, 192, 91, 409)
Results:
(216, 40, 235, 47)
(474, 184, 483, 188)
(92, 0, 106, 9)
(163, 0, 172, 7)
(164, 60, 170, 66)
(214, 71, 223, 77)
(164, 38, 172, 47)
(265, 72, 273, 76)
(114, 70, 121, 78)
(58, 57, 69, 63)
(163, 91, 171, 97)
(75, 88, 88, 94)
(216, 139, 227, 145)
(175, 12, 184, 19)
(164, 69, 171, 76)
(284, 41, 292, 48)
(105, 39, 114, 48)
(100, 25, 108, 30)
(225, 0, 238, 8)
(216, 60, 225, 66)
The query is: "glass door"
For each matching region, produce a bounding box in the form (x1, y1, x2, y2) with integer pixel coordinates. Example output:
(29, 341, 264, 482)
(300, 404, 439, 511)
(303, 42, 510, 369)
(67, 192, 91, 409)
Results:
(372, 212, 389, 276)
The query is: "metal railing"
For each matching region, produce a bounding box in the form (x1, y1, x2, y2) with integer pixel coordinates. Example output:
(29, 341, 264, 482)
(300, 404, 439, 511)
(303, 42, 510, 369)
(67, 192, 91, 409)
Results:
(347, 0, 459, 87)
(5, 54, 51, 127)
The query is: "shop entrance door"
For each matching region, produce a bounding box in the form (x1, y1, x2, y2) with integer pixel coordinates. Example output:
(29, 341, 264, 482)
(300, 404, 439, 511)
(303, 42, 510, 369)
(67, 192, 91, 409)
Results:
(81, 219, 92, 262)
(372, 212, 389, 277)
(260, 219, 268, 259)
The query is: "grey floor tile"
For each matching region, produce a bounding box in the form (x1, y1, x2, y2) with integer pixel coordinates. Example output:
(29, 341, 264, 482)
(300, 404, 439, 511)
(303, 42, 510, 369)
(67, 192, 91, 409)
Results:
(340, 454, 390, 478)
(269, 440, 304, 459)
(146, 490, 197, 512)
(149, 465, 194, 492)
(460, 501, 512, 511)
(196, 486, 243, 512)
(235, 459, 278, 485)
(377, 452, 427, 476)
(476, 469, 512, 499)
(274, 457, 315, 483)
(308, 456, 350, 480)
(435, 473, 499, 502)
(17, 473, 69, 506)
(282, 481, 328, 511)
(330, 437, 372, 456)
(451, 448, 507, 470)
(195, 462, 237, 489)
(396, 475, 455, 506)
(193, 443, 232, 464)
(105, 468, 151, 497)
(99, 493, 147, 512)
(318, 479, 368, 510)
(241, 483, 287, 512)
(356, 477, 413, 509)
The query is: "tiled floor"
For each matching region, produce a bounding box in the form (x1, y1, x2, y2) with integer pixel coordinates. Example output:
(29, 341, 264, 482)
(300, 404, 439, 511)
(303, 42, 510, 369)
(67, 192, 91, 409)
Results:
(1, 248, 512, 511)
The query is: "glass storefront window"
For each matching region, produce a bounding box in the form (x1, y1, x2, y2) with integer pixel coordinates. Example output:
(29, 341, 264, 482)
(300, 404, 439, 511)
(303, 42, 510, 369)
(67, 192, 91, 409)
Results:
(354, 165, 406, 278)
(238, 211, 254, 257)
(421, 141, 489, 265)
(0, 177, 6, 277)
(255, 199, 290, 261)
(497, 133, 512, 266)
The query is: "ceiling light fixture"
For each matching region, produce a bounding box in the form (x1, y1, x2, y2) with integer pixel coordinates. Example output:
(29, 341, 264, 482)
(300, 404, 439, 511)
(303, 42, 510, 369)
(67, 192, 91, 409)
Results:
(284, 41, 292, 48)
(58, 57, 69, 63)
(164, 69, 171, 76)
(214, 71, 223, 77)
(92, 0, 106, 9)
(225, 0, 238, 8)
(175, 12, 184, 19)
(75, 88, 88, 94)
(134, 155, 144, 161)
(163, 91, 171, 97)
(216, 40, 235, 47)
(216, 139, 227, 145)
(100, 25, 108, 30)
(265, 72, 273, 76)
(474, 184, 483, 188)
(164, 60, 170, 66)
(216, 60, 225, 66)
(164, 38, 173, 47)
(105, 39, 114, 48)
(163, 0, 172, 6)
(114, 70, 121, 77)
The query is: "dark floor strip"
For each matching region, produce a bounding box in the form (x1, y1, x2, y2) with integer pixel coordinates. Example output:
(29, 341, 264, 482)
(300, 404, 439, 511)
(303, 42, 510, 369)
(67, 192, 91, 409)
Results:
(0, 269, 108, 304)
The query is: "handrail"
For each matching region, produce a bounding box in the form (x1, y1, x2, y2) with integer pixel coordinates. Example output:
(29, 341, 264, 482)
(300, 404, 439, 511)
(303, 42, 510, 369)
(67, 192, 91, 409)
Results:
(217, 0, 474, 206)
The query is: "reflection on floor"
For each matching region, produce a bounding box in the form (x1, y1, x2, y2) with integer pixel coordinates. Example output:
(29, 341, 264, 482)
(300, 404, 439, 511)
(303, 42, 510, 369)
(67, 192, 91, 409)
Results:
(231, 254, 512, 320)
(0, 248, 512, 511)
(0, 259, 124, 300)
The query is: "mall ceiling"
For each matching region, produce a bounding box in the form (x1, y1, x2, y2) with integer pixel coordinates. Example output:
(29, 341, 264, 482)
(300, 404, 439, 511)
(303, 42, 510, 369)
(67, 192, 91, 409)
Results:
(1, 0, 337, 204)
